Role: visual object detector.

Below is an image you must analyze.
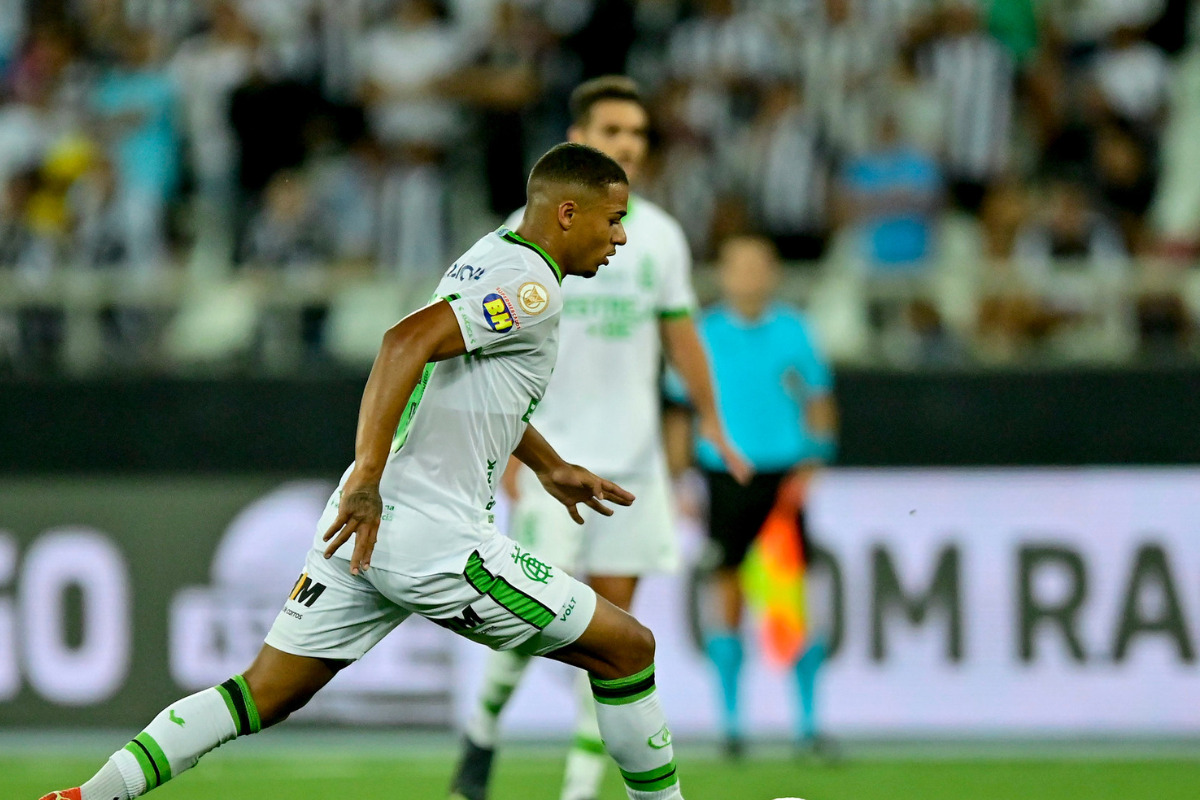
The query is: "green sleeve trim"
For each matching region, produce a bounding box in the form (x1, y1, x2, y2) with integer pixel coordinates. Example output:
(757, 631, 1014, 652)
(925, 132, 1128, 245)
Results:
(620, 761, 679, 791)
(232, 674, 262, 733)
(464, 551, 556, 629)
(657, 308, 693, 320)
(501, 230, 564, 284)
(124, 740, 159, 789)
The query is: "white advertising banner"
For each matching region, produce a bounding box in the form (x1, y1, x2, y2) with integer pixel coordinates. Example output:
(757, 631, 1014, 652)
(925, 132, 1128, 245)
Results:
(3, 469, 1199, 734)
(461, 468, 1200, 736)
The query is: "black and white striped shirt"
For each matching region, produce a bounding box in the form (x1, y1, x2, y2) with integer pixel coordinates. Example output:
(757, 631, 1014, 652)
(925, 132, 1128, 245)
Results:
(929, 32, 1015, 181)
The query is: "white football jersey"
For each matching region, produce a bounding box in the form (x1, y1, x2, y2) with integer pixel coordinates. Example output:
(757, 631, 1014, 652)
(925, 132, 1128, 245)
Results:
(505, 195, 696, 475)
(319, 228, 564, 573)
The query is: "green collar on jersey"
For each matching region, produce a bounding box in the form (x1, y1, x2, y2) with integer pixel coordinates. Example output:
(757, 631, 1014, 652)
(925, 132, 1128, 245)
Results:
(500, 229, 564, 285)
(625, 194, 638, 222)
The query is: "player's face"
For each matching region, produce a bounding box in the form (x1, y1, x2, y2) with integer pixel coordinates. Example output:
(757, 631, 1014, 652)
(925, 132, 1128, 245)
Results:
(569, 100, 649, 183)
(564, 182, 629, 278)
(719, 238, 779, 308)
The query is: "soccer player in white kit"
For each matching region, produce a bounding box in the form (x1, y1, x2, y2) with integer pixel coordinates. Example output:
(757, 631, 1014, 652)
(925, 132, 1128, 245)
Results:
(41, 144, 696, 800)
(452, 77, 749, 800)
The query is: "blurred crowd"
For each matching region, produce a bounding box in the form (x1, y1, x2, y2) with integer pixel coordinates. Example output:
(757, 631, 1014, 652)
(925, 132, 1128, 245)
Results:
(1, 0, 1199, 373)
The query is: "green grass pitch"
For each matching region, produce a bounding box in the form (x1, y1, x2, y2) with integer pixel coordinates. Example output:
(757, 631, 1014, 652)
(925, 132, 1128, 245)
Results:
(5, 750, 1199, 800)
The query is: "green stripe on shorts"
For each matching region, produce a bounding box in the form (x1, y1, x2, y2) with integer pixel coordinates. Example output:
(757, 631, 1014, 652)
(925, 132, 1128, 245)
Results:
(463, 551, 556, 630)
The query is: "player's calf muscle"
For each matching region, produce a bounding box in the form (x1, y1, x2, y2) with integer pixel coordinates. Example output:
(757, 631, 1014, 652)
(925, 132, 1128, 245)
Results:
(242, 645, 345, 727)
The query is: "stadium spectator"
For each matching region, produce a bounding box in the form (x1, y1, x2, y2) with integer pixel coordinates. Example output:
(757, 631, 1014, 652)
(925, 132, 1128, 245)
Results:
(358, 0, 473, 275)
(89, 26, 180, 271)
(794, 0, 887, 159)
(239, 170, 331, 270)
(1087, 21, 1170, 142)
(724, 80, 830, 260)
(927, 0, 1015, 212)
(1013, 174, 1130, 357)
(169, 0, 256, 260)
(0, 167, 61, 374)
(836, 110, 941, 272)
(240, 169, 334, 361)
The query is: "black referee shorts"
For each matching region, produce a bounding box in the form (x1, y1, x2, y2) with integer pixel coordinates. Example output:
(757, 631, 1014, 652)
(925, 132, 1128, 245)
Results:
(702, 470, 810, 569)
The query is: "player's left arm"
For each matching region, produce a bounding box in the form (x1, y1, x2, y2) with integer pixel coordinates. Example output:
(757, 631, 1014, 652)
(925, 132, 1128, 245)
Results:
(780, 317, 839, 512)
(514, 425, 635, 525)
(660, 316, 753, 485)
(322, 300, 468, 574)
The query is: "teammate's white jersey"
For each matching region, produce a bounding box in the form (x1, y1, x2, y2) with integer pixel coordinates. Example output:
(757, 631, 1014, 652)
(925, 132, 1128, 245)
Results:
(319, 228, 564, 573)
(504, 195, 696, 476)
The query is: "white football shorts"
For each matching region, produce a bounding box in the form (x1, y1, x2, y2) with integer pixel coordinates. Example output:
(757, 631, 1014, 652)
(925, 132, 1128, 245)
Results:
(264, 530, 597, 661)
(509, 466, 679, 576)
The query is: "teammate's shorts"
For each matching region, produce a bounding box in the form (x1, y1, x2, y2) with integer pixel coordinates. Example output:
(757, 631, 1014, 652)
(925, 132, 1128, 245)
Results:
(703, 470, 811, 569)
(264, 531, 597, 661)
(509, 465, 678, 576)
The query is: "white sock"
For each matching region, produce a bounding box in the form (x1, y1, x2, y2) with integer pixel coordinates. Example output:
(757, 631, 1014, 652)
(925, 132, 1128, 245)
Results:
(590, 665, 683, 800)
(83, 676, 257, 798)
(561, 670, 607, 800)
(80, 754, 134, 800)
(465, 649, 532, 748)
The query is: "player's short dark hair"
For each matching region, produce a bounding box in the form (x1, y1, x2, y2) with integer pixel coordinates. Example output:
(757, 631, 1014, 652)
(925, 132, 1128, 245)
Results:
(527, 142, 628, 195)
(569, 75, 644, 125)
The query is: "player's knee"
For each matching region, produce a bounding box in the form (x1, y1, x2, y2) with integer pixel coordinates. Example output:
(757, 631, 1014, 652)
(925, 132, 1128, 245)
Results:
(623, 618, 656, 672)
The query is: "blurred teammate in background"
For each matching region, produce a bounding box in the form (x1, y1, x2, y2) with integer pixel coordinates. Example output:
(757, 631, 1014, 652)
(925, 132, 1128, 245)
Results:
(667, 234, 838, 758)
(451, 76, 748, 800)
(40, 144, 697, 800)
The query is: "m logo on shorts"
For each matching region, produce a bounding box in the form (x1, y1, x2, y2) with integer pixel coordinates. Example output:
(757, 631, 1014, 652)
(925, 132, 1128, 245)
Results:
(288, 573, 327, 608)
(433, 604, 485, 634)
(512, 545, 553, 584)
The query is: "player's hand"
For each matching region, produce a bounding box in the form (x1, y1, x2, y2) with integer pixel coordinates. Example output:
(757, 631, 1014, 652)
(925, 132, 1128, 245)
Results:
(699, 416, 754, 486)
(322, 475, 383, 575)
(537, 464, 635, 525)
(778, 465, 818, 514)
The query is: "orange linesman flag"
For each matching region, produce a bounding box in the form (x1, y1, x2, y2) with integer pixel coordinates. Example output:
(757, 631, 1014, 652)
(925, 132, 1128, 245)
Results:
(739, 500, 807, 668)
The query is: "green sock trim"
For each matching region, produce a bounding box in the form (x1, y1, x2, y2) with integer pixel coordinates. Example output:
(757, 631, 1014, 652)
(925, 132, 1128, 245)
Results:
(232, 674, 262, 733)
(573, 734, 606, 756)
(590, 664, 655, 691)
(123, 740, 158, 789)
(132, 732, 172, 787)
(590, 664, 656, 705)
(483, 698, 505, 716)
(593, 686, 656, 706)
(214, 682, 240, 732)
(620, 761, 679, 792)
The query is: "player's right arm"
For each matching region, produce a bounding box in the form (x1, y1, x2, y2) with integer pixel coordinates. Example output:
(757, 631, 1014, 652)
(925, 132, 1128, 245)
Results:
(513, 425, 636, 525)
(322, 300, 468, 575)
